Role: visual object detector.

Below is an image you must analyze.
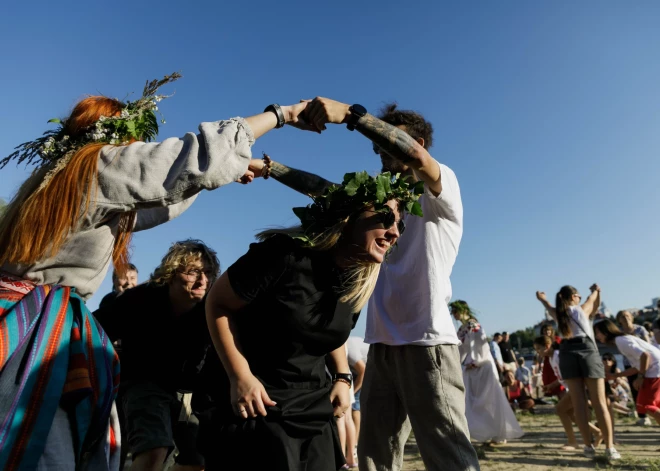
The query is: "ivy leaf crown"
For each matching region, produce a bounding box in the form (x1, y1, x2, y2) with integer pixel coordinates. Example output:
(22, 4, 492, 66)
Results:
(292, 171, 425, 245)
(0, 72, 182, 170)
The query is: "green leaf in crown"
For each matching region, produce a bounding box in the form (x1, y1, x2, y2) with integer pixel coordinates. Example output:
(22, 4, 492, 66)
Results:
(292, 171, 424, 246)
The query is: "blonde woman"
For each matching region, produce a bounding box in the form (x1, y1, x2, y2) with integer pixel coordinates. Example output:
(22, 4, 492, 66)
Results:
(201, 172, 422, 471)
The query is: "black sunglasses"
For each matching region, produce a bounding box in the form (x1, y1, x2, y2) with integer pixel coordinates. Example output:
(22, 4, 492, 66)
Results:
(375, 210, 405, 235)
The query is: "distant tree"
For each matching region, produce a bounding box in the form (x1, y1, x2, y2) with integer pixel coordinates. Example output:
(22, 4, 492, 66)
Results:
(510, 327, 536, 351)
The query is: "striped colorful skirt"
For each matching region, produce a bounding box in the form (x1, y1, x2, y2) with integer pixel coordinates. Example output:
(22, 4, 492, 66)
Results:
(0, 273, 120, 470)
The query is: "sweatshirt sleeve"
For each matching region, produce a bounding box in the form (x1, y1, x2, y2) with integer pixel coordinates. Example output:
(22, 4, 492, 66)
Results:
(94, 118, 254, 211)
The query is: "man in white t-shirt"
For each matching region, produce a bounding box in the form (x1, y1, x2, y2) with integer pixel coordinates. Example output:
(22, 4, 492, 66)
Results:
(260, 98, 479, 470)
(346, 336, 369, 444)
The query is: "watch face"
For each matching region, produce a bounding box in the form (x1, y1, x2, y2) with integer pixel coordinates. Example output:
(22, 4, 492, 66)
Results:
(351, 104, 367, 117)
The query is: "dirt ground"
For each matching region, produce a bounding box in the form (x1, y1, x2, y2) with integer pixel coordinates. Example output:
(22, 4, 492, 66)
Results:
(402, 409, 660, 471)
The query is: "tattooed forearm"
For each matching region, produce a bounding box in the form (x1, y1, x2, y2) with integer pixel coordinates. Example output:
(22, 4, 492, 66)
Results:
(270, 161, 337, 197)
(356, 114, 421, 164)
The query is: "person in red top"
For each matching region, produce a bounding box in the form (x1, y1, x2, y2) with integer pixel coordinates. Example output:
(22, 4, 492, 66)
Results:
(541, 323, 565, 397)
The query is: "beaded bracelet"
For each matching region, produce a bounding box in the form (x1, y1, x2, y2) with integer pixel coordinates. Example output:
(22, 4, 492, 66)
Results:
(333, 378, 351, 387)
(262, 152, 272, 180)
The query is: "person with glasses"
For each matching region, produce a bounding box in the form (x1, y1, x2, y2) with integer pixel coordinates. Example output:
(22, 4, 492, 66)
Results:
(245, 99, 477, 471)
(536, 285, 620, 462)
(94, 239, 220, 471)
(198, 172, 421, 471)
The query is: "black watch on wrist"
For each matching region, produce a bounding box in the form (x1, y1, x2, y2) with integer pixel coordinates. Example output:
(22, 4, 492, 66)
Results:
(346, 104, 367, 131)
(333, 373, 353, 385)
(264, 103, 285, 128)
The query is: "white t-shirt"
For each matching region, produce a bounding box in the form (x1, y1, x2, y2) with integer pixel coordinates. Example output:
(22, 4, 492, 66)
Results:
(615, 335, 660, 378)
(346, 336, 369, 368)
(568, 305, 595, 341)
(365, 162, 463, 346)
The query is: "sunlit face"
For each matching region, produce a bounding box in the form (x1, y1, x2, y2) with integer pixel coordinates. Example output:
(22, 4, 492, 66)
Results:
(617, 312, 634, 332)
(533, 344, 548, 357)
(543, 326, 553, 337)
(344, 199, 403, 264)
(114, 269, 138, 294)
(170, 259, 213, 303)
(569, 291, 582, 306)
(504, 371, 515, 385)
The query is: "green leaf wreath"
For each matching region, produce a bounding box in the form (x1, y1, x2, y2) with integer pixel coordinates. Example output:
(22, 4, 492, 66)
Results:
(291, 171, 425, 245)
(0, 72, 182, 171)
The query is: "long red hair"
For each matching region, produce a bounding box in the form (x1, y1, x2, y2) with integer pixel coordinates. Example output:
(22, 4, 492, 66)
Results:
(0, 96, 135, 275)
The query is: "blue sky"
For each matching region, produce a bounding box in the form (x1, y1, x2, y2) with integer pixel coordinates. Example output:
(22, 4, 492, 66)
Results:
(1, 1, 659, 337)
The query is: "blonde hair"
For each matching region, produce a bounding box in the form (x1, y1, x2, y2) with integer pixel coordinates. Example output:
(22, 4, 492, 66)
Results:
(257, 214, 380, 313)
(150, 239, 220, 286)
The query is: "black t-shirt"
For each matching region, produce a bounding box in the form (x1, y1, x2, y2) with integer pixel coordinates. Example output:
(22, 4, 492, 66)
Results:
(198, 235, 359, 416)
(93, 283, 210, 393)
(499, 340, 516, 363)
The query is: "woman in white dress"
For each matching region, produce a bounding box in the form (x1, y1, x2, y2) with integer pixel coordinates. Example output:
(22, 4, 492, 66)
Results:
(450, 301, 524, 444)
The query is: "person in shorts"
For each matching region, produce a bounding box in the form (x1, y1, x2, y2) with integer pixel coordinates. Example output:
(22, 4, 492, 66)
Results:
(536, 285, 620, 462)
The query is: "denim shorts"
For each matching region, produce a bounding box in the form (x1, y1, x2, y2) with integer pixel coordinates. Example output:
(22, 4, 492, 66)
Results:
(559, 337, 605, 380)
(352, 390, 361, 412)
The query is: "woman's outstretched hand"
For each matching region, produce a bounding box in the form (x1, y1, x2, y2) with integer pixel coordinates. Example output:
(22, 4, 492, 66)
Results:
(230, 373, 277, 419)
(330, 380, 351, 418)
(536, 291, 547, 302)
(237, 159, 265, 184)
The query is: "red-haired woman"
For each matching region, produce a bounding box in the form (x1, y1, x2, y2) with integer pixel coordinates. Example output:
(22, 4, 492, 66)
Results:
(0, 75, 314, 471)
(536, 285, 619, 462)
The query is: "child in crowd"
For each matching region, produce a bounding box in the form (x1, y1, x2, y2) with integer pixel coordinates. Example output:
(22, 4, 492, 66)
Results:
(515, 357, 533, 396)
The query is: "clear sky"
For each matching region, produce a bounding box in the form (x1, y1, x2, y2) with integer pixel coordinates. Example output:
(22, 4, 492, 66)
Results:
(1, 1, 659, 337)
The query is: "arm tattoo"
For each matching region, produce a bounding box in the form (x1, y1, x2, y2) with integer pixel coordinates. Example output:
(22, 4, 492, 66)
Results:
(270, 161, 337, 197)
(356, 114, 419, 163)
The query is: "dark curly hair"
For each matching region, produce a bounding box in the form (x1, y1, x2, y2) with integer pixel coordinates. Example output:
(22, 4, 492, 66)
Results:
(377, 103, 434, 150)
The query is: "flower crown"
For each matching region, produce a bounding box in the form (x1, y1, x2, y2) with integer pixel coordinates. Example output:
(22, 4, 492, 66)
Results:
(291, 171, 424, 245)
(0, 72, 182, 189)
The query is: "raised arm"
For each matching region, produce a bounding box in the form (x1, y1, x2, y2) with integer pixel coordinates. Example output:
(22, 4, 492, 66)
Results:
(269, 160, 337, 197)
(581, 284, 600, 318)
(304, 97, 443, 195)
(535, 291, 557, 320)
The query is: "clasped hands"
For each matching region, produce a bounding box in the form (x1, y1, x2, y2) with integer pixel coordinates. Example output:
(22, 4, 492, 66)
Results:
(239, 97, 351, 184)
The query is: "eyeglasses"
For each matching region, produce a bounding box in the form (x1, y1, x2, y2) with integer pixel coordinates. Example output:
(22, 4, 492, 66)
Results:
(374, 209, 405, 235)
(179, 268, 214, 281)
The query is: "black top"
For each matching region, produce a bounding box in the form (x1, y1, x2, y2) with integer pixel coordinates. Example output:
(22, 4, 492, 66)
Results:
(99, 291, 119, 309)
(94, 283, 210, 393)
(499, 340, 516, 363)
(198, 234, 358, 423)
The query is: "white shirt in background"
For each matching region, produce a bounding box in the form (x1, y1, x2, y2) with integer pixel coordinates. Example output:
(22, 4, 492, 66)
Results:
(365, 162, 463, 346)
(615, 335, 660, 378)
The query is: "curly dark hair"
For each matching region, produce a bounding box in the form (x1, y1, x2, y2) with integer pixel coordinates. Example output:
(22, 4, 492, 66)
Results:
(377, 103, 434, 150)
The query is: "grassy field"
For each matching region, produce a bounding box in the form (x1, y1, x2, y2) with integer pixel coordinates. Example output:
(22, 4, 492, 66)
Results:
(402, 411, 660, 471)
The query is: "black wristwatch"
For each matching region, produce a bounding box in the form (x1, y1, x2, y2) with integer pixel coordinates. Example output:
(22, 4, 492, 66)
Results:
(346, 104, 367, 131)
(264, 103, 285, 128)
(333, 373, 353, 385)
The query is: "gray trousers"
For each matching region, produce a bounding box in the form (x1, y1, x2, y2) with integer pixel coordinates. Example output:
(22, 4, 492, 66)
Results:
(358, 344, 480, 471)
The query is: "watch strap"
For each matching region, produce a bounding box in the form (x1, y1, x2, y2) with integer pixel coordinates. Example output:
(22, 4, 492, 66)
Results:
(264, 103, 285, 128)
(346, 104, 366, 131)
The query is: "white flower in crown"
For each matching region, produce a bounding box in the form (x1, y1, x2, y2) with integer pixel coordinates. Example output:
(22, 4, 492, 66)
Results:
(111, 133, 119, 139)
(44, 137, 55, 149)
(121, 110, 130, 118)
